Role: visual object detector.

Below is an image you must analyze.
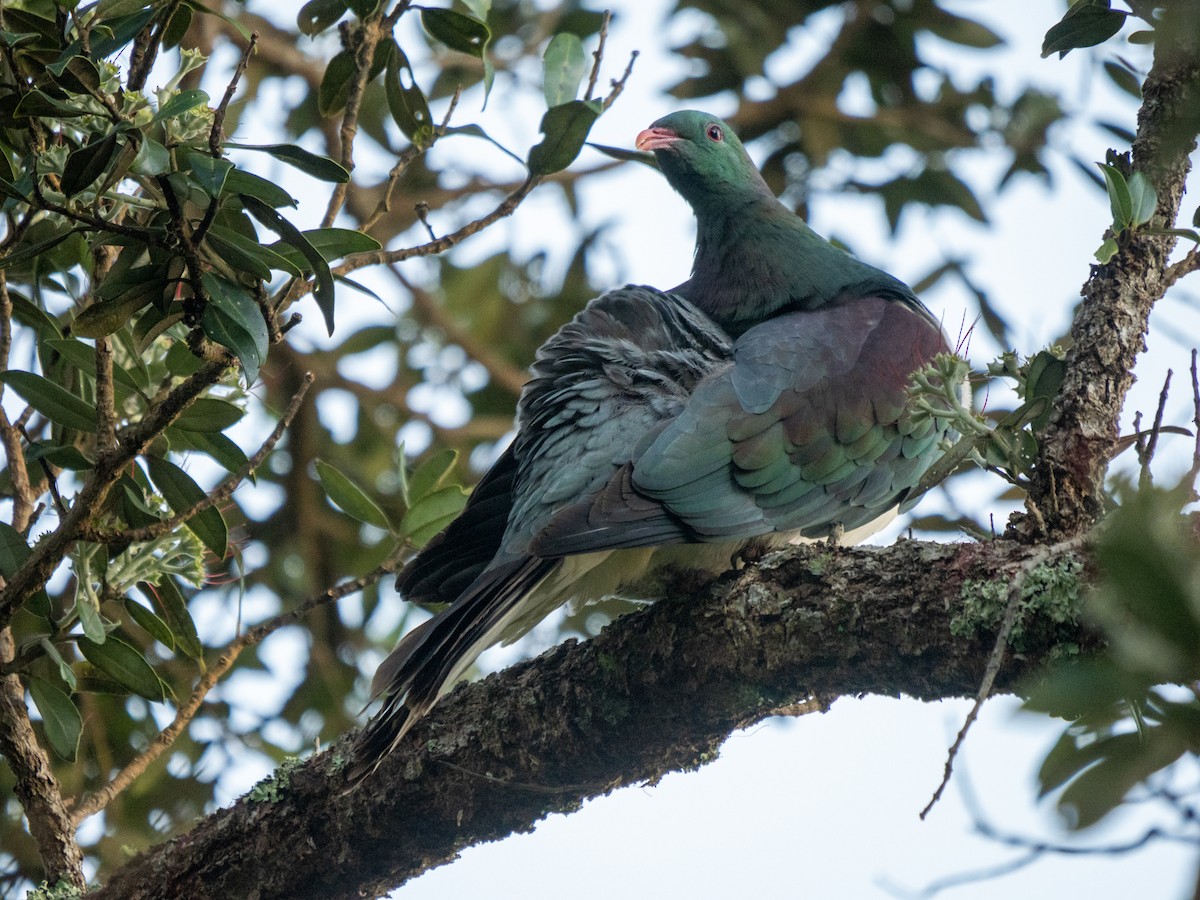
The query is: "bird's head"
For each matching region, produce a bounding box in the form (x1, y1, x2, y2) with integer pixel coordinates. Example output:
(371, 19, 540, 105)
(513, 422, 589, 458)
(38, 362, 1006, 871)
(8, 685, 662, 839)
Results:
(635, 110, 773, 214)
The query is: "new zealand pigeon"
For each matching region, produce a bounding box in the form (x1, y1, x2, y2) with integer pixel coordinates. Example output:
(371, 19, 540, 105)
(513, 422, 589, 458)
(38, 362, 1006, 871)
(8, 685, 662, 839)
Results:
(348, 110, 953, 781)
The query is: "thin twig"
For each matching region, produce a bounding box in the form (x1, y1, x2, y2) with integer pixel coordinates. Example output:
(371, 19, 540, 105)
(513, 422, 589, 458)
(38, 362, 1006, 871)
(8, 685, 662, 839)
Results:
(919, 537, 1086, 819)
(583, 10, 611, 103)
(1187, 350, 1200, 500)
(1137, 368, 1172, 489)
(68, 551, 404, 825)
(80, 373, 316, 545)
(362, 87, 462, 234)
(1163, 244, 1200, 290)
(601, 49, 639, 112)
(210, 32, 258, 156)
(320, 19, 384, 228)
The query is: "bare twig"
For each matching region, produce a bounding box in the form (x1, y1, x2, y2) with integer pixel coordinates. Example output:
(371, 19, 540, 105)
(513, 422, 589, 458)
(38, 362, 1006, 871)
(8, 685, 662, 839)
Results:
(69, 550, 404, 825)
(80, 373, 316, 545)
(363, 88, 462, 235)
(210, 33, 258, 156)
(601, 49, 639, 112)
(1164, 244, 1200, 289)
(1188, 350, 1200, 499)
(1137, 368, 1172, 489)
(583, 10, 611, 103)
(320, 18, 385, 228)
(920, 537, 1086, 819)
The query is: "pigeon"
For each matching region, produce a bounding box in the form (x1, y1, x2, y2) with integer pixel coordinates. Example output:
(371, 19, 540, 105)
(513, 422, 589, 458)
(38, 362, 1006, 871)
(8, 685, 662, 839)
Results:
(349, 110, 952, 781)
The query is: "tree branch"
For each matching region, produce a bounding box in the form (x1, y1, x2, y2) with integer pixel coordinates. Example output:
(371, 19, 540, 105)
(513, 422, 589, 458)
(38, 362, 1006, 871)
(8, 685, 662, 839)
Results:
(1016, 14, 1200, 539)
(68, 550, 402, 826)
(92, 537, 1096, 900)
(0, 629, 85, 889)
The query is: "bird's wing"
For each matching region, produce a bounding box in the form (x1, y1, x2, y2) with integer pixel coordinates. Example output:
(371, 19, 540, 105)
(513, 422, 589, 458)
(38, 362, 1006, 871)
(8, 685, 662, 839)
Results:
(350, 286, 733, 780)
(504, 284, 733, 552)
(532, 296, 950, 555)
(395, 445, 517, 607)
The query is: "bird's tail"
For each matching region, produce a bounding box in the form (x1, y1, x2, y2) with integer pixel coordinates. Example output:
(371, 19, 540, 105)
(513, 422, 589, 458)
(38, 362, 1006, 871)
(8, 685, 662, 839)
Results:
(346, 555, 556, 783)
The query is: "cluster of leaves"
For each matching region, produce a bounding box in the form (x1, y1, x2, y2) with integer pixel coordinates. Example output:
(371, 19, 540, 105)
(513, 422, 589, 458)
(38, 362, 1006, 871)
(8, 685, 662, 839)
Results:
(0, 0, 382, 771)
(1024, 483, 1200, 831)
(908, 347, 1067, 495)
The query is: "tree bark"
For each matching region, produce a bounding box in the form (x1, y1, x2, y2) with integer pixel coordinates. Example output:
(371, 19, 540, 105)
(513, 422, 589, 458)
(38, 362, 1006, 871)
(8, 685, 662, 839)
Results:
(1015, 6, 1199, 540)
(93, 537, 1092, 900)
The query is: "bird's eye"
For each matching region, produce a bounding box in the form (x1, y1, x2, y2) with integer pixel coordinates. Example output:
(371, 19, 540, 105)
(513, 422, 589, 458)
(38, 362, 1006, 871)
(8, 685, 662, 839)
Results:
(706, 124, 724, 143)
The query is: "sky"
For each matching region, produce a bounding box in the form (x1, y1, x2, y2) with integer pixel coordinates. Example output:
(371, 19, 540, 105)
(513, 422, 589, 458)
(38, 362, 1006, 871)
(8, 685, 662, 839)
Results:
(52, 0, 1200, 896)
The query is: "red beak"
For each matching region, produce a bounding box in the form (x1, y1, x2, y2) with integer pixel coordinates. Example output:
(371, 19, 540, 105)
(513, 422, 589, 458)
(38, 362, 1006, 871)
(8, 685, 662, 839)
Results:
(635, 126, 680, 152)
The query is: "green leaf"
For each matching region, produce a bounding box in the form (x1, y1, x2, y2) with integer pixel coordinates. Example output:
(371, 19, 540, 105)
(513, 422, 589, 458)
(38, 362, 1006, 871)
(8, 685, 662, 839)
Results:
(0, 523, 51, 618)
(346, 0, 380, 18)
(200, 271, 269, 383)
(142, 578, 203, 661)
(1097, 162, 1133, 231)
(28, 677, 82, 761)
(542, 33, 586, 107)
(442, 124, 523, 164)
(0, 370, 96, 432)
(73, 288, 158, 338)
(241, 195, 335, 334)
(586, 142, 658, 169)
(144, 454, 228, 558)
(298, 0, 347, 35)
(152, 89, 210, 124)
(38, 638, 78, 691)
(75, 588, 108, 644)
(1095, 237, 1119, 263)
(527, 100, 601, 176)
(421, 8, 489, 58)
(1127, 171, 1157, 227)
(131, 136, 170, 177)
(162, 2, 193, 47)
(266, 227, 381, 264)
(400, 484, 469, 547)
(384, 42, 433, 142)
(171, 429, 249, 475)
(173, 397, 245, 432)
(225, 143, 350, 183)
(316, 459, 390, 529)
(1042, 2, 1126, 59)
(208, 220, 299, 280)
(77, 633, 167, 702)
(406, 448, 459, 502)
(458, 0, 490, 19)
(0, 228, 82, 272)
(124, 597, 175, 651)
(61, 131, 120, 196)
(226, 169, 297, 208)
(318, 49, 356, 118)
(186, 152, 234, 197)
(13, 90, 90, 119)
(203, 228, 273, 281)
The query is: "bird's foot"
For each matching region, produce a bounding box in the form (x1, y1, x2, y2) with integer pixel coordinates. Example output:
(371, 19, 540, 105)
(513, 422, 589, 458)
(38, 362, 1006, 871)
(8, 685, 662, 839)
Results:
(731, 540, 770, 570)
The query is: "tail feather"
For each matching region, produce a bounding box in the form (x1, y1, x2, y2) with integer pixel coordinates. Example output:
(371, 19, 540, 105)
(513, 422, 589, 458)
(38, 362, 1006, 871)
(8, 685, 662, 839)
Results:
(347, 556, 556, 783)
